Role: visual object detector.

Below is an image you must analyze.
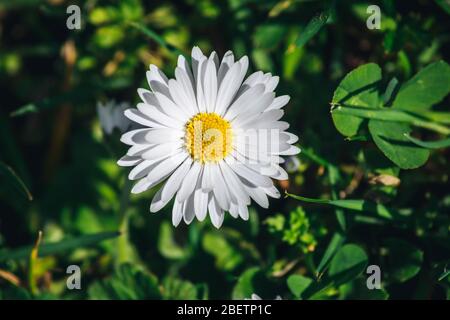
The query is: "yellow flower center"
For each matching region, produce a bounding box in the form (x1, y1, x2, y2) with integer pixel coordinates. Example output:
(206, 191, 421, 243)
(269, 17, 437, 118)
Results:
(185, 112, 233, 163)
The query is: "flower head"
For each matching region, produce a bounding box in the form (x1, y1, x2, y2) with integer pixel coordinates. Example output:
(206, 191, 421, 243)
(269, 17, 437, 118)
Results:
(118, 47, 300, 228)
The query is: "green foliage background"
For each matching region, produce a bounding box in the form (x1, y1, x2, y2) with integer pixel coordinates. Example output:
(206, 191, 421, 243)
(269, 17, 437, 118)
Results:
(0, 0, 449, 300)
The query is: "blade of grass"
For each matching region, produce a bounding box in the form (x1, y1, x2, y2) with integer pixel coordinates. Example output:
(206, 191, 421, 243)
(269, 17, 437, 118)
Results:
(296, 10, 330, 48)
(315, 232, 345, 279)
(285, 192, 395, 220)
(0, 161, 33, 201)
(28, 231, 42, 295)
(126, 21, 184, 56)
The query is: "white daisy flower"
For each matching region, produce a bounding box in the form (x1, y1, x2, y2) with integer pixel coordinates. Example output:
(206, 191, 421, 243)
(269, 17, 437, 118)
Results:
(118, 46, 300, 228)
(97, 100, 132, 135)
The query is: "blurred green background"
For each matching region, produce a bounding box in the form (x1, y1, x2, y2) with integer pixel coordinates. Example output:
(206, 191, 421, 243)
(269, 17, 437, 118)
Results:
(0, 0, 449, 300)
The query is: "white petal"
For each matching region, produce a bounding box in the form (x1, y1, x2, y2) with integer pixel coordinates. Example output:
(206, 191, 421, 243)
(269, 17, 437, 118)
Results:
(270, 165, 288, 180)
(278, 145, 301, 156)
(208, 196, 224, 229)
(183, 193, 196, 224)
(177, 55, 195, 88)
(224, 84, 265, 121)
(117, 155, 142, 167)
(239, 109, 284, 129)
(161, 157, 193, 202)
(196, 59, 208, 112)
(266, 95, 290, 111)
(176, 161, 202, 202)
(201, 163, 213, 191)
(238, 202, 249, 220)
(217, 50, 234, 86)
(194, 188, 209, 221)
(231, 92, 275, 126)
(204, 59, 218, 113)
(215, 63, 242, 116)
(211, 164, 232, 211)
(229, 203, 239, 218)
(155, 92, 190, 122)
(172, 200, 183, 227)
(244, 185, 269, 208)
(264, 76, 279, 93)
(168, 79, 196, 116)
(150, 157, 193, 213)
(263, 185, 281, 199)
(124, 108, 164, 128)
(143, 128, 184, 144)
(129, 159, 161, 180)
(136, 103, 183, 128)
(175, 67, 198, 113)
(120, 128, 152, 145)
(219, 161, 250, 205)
(146, 66, 170, 98)
(227, 161, 273, 188)
(141, 142, 183, 160)
(131, 170, 169, 194)
(282, 132, 298, 144)
(146, 151, 188, 183)
(126, 144, 151, 157)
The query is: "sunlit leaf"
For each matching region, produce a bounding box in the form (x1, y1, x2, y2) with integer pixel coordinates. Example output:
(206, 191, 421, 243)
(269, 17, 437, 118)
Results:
(287, 274, 313, 299)
(392, 61, 450, 111)
(331, 63, 381, 137)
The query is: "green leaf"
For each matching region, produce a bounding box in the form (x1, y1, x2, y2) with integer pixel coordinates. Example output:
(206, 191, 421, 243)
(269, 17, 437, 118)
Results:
(296, 11, 329, 48)
(331, 63, 381, 137)
(392, 61, 450, 111)
(202, 231, 244, 272)
(328, 244, 368, 285)
(0, 161, 32, 201)
(302, 244, 368, 299)
(368, 120, 430, 169)
(88, 264, 161, 300)
(253, 24, 286, 49)
(286, 192, 395, 219)
(383, 239, 423, 282)
(158, 221, 189, 260)
(232, 267, 272, 300)
(435, 0, 450, 15)
(340, 279, 389, 300)
(287, 275, 313, 299)
(316, 232, 346, 277)
(126, 21, 184, 56)
(162, 278, 198, 300)
(404, 133, 450, 149)
(0, 231, 120, 261)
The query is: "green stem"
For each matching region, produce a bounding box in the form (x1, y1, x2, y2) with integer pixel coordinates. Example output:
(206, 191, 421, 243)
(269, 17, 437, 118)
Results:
(332, 106, 450, 135)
